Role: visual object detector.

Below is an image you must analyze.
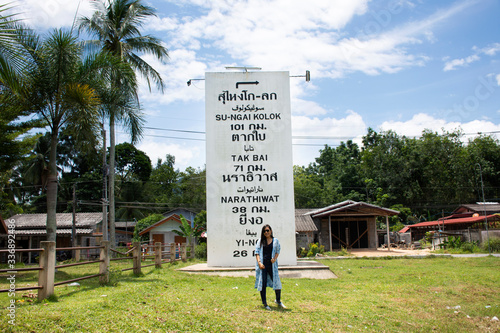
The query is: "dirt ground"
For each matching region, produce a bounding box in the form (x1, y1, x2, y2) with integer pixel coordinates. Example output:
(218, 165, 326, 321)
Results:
(346, 248, 432, 257)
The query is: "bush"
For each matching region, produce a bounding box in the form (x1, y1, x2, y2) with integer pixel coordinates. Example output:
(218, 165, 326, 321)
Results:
(298, 247, 308, 258)
(195, 243, 207, 259)
(306, 243, 325, 257)
(481, 236, 500, 253)
(460, 242, 479, 253)
(439, 236, 463, 250)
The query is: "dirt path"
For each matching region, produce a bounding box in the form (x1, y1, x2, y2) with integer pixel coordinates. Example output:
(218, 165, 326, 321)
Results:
(346, 248, 432, 257)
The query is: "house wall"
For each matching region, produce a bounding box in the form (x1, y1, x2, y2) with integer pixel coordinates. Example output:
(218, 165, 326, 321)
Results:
(296, 232, 314, 250)
(148, 220, 182, 244)
(319, 218, 330, 250)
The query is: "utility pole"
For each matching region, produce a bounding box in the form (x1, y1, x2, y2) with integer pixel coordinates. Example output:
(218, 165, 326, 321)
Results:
(72, 183, 77, 259)
(102, 122, 108, 242)
(477, 163, 491, 255)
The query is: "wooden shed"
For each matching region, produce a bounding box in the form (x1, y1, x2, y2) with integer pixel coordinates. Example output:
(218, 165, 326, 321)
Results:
(306, 201, 399, 250)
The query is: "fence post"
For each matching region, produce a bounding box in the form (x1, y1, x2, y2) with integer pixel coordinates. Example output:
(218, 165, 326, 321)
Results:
(75, 247, 81, 262)
(191, 243, 195, 259)
(99, 241, 110, 284)
(132, 242, 141, 275)
(181, 244, 187, 262)
(155, 242, 162, 268)
(38, 241, 56, 301)
(170, 243, 176, 262)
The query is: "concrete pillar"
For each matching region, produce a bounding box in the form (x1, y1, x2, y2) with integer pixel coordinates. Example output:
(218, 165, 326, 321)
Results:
(99, 241, 110, 284)
(132, 241, 141, 275)
(170, 243, 176, 262)
(181, 244, 187, 262)
(386, 216, 391, 252)
(38, 241, 56, 300)
(154, 242, 162, 268)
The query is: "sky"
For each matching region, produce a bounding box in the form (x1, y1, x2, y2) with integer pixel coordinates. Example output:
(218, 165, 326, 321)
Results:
(10, 0, 500, 171)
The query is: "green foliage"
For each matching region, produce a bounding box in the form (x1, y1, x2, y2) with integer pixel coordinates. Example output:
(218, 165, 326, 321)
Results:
(102, 267, 122, 286)
(460, 242, 480, 253)
(390, 221, 405, 232)
(133, 213, 164, 241)
(301, 243, 325, 257)
(3, 258, 499, 332)
(115, 142, 152, 182)
(439, 236, 463, 250)
(195, 242, 207, 260)
(172, 215, 203, 246)
(194, 210, 207, 231)
(482, 236, 500, 253)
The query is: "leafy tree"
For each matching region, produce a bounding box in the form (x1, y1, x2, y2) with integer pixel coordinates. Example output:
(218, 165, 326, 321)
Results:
(293, 165, 325, 208)
(194, 210, 207, 232)
(115, 142, 152, 182)
(465, 135, 500, 202)
(133, 213, 164, 241)
(172, 214, 203, 247)
(79, 0, 169, 248)
(144, 154, 178, 206)
(171, 167, 206, 210)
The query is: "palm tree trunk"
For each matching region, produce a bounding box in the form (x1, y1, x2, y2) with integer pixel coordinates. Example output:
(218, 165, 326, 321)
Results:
(108, 115, 116, 249)
(46, 130, 59, 242)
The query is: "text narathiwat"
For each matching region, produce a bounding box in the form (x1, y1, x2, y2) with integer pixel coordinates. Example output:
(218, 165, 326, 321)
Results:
(220, 195, 279, 204)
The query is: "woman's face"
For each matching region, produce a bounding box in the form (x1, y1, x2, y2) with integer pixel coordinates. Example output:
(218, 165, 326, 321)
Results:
(263, 227, 272, 237)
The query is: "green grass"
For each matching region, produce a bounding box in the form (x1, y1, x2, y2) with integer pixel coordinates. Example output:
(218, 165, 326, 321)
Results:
(1, 257, 499, 332)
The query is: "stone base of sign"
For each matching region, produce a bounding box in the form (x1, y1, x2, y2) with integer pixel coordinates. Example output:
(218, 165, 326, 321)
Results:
(177, 260, 337, 279)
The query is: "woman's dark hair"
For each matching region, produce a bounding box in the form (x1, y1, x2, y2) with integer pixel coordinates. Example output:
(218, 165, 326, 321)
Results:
(260, 224, 273, 247)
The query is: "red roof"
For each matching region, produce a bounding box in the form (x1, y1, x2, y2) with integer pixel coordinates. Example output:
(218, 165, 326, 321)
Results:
(406, 214, 500, 230)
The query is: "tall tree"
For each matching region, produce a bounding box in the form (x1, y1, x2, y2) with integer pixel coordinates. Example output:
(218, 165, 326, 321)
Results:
(4, 26, 136, 241)
(79, 0, 168, 247)
(4, 28, 102, 241)
(0, 5, 42, 217)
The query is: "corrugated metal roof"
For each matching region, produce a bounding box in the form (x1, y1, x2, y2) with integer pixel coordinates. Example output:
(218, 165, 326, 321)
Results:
(8, 213, 102, 228)
(115, 221, 136, 228)
(453, 203, 500, 215)
(295, 209, 318, 232)
(13, 228, 94, 235)
(407, 214, 500, 229)
(311, 201, 399, 218)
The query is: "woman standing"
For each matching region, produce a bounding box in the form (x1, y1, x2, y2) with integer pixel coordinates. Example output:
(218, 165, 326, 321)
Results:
(255, 224, 286, 310)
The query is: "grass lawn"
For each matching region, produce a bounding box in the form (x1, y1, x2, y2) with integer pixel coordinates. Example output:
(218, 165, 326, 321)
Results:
(1, 256, 499, 332)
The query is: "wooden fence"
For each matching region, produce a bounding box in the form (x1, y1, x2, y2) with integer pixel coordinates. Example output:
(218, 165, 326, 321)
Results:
(0, 241, 194, 300)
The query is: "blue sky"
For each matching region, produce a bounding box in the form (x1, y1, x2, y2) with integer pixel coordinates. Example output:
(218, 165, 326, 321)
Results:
(12, 0, 500, 170)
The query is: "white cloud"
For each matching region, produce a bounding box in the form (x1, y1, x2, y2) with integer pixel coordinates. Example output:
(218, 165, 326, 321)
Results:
(14, 0, 94, 29)
(379, 113, 500, 139)
(292, 110, 366, 138)
(142, 0, 473, 107)
(290, 110, 367, 166)
(444, 42, 500, 71)
(443, 55, 480, 71)
(137, 140, 202, 171)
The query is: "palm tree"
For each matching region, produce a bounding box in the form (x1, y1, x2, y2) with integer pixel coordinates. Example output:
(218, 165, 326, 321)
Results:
(78, 0, 168, 248)
(0, 2, 24, 91)
(3, 27, 136, 241)
(6, 28, 102, 240)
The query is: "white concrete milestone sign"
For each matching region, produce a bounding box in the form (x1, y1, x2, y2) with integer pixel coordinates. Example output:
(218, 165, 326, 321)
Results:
(206, 71, 297, 267)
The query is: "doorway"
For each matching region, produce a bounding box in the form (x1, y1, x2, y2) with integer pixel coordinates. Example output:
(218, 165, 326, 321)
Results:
(331, 219, 368, 249)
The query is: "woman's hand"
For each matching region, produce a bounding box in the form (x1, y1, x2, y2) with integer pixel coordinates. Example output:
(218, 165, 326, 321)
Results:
(271, 258, 275, 264)
(258, 262, 265, 270)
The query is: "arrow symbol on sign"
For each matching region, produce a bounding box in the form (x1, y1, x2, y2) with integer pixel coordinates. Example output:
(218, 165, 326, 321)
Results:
(236, 81, 259, 89)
